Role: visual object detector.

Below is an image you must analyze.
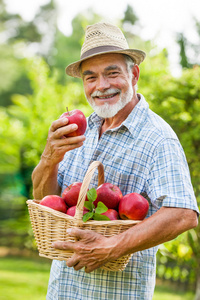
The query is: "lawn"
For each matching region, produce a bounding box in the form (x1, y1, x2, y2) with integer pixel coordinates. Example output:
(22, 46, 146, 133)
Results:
(0, 256, 51, 300)
(0, 256, 195, 300)
(153, 282, 195, 300)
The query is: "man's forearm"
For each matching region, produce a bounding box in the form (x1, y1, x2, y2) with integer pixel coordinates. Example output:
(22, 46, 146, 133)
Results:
(113, 207, 198, 259)
(32, 158, 61, 200)
(52, 206, 198, 273)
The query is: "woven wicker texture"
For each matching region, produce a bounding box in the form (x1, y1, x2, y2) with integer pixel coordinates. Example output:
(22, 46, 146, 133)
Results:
(81, 23, 129, 56)
(65, 22, 146, 78)
(27, 161, 140, 271)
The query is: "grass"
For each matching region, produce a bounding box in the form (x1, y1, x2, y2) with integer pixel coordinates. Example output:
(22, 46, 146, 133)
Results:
(153, 281, 195, 300)
(0, 256, 195, 300)
(0, 256, 51, 300)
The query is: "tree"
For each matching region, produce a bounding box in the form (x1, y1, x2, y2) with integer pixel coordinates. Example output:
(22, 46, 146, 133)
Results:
(177, 18, 200, 70)
(0, 0, 57, 106)
(177, 33, 191, 68)
(141, 54, 200, 297)
(122, 4, 138, 26)
(48, 8, 102, 84)
(0, 56, 92, 249)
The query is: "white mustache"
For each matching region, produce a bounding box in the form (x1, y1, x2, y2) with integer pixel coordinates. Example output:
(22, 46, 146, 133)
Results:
(91, 88, 120, 98)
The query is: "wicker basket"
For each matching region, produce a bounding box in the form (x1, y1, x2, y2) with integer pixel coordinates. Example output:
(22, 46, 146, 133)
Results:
(27, 161, 140, 271)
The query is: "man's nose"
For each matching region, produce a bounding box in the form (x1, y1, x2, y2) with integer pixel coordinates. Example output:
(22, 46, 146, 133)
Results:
(96, 75, 110, 91)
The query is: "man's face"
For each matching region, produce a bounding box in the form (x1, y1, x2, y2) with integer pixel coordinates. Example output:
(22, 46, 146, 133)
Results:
(81, 53, 135, 118)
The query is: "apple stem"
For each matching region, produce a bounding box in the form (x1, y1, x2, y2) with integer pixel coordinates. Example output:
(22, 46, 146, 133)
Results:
(66, 107, 68, 113)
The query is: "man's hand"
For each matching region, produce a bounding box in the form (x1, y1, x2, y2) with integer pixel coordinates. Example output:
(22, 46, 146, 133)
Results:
(51, 208, 198, 274)
(32, 117, 86, 199)
(52, 228, 118, 273)
(41, 117, 86, 165)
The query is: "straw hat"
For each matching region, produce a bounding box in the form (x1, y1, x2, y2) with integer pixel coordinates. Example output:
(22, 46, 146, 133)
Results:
(65, 22, 146, 78)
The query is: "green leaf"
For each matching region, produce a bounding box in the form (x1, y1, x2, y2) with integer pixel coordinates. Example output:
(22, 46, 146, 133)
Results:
(87, 188, 97, 202)
(93, 213, 110, 221)
(84, 201, 94, 211)
(82, 211, 94, 222)
(95, 201, 108, 214)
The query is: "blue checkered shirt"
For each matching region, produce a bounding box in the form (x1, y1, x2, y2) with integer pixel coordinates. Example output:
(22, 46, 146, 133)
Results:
(47, 94, 199, 300)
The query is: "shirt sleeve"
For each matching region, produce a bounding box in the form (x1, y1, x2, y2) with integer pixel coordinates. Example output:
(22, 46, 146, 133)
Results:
(145, 137, 199, 214)
(57, 158, 66, 188)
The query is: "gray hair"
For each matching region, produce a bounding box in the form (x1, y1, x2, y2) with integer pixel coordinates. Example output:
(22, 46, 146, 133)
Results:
(123, 55, 138, 91)
(123, 55, 135, 73)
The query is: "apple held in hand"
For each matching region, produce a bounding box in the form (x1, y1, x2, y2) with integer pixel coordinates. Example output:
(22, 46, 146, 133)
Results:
(119, 193, 149, 220)
(40, 195, 68, 213)
(60, 108, 87, 137)
(101, 209, 119, 220)
(93, 183, 123, 210)
(66, 206, 89, 217)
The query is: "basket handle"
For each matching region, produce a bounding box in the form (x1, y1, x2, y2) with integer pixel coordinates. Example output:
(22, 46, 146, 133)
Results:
(74, 161, 104, 222)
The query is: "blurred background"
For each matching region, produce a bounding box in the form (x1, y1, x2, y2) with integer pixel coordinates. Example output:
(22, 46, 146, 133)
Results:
(0, 0, 200, 299)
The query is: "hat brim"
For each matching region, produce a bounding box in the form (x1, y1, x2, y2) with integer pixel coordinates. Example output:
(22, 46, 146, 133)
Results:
(65, 48, 146, 78)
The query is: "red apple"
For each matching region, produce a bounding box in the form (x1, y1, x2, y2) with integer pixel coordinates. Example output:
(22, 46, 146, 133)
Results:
(101, 209, 119, 220)
(118, 193, 149, 220)
(60, 108, 87, 137)
(66, 206, 89, 217)
(40, 195, 68, 213)
(62, 182, 88, 207)
(93, 183, 123, 210)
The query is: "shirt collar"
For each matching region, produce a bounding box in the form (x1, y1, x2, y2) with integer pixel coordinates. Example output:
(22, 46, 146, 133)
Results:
(87, 94, 149, 138)
(122, 94, 149, 137)
(87, 111, 103, 130)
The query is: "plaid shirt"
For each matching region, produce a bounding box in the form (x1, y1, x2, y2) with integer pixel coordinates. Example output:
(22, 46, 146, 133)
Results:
(47, 94, 199, 300)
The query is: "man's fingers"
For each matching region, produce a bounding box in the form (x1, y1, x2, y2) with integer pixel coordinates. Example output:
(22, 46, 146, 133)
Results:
(50, 117, 69, 132)
(49, 117, 81, 139)
(67, 227, 95, 240)
(52, 241, 76, 251)
(55, 124, 79, 139)
(85, 262, 102, 273)
(66, 254, 103, 272)
(54, 135, 86, 147)
(66, 254, 80, 268)
(52, 229, 109, 273)
(52, 228, 96, 251)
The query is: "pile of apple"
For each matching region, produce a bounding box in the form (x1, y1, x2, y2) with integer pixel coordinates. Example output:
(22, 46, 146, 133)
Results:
(39, 182, 149, 221)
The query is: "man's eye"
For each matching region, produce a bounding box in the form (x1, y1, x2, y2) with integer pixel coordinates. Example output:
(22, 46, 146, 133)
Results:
(86, 76, 96, 81)
(108, 72, 119, 76)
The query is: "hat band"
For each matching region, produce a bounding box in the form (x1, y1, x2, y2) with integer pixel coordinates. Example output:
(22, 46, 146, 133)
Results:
(81, 45, 124, 60)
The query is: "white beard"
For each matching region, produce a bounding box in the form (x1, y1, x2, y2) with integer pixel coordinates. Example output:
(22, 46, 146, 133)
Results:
(86, 85, 134, 118)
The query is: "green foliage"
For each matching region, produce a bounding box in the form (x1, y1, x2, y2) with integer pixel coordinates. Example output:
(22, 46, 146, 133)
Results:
(176, 33, 191, 68)
(0, 56, 92, 249)
(0, 45, 32, 106)
(48, 8, 102, 84)
(176, 19, 200, 68)
(6, 57, 91, 170)
(83, 188, 110, 222)
(122, 5, 138, 25)
(141, 61, 200, 204)
(156, 233, 197, 288)
(140, 51, 200, 289)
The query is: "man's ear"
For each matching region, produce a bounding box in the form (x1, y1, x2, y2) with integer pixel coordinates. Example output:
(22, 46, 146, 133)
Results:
(132, 64, 140, 84)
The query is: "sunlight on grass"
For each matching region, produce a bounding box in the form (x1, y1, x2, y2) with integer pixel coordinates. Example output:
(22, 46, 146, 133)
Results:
(0, 257, 195, 300)
(153, 282, 195, 300)
(0, 257, 51, 300)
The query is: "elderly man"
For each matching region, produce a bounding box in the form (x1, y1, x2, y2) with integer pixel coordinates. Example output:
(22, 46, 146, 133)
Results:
(32, 23, 199, 300)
